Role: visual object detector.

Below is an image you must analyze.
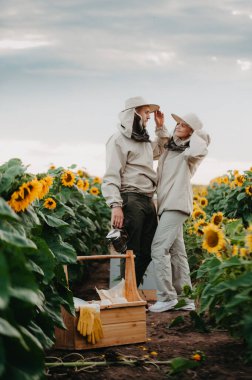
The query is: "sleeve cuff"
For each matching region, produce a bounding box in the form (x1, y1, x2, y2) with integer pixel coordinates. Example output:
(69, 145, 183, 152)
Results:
(110, 203, 122, 208)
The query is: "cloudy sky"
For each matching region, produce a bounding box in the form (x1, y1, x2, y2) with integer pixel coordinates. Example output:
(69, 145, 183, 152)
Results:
(1, 0, 251, 183)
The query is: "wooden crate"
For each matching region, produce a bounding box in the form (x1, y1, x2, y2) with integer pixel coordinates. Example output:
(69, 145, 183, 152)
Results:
(54, 250, 147, 350)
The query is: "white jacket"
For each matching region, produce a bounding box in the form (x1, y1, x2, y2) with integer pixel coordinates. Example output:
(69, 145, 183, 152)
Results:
(156, 129, 210, 216)
(102, 109, 168, 207)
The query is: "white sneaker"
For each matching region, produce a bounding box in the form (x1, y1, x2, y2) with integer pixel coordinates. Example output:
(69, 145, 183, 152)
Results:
(148, 299, 178, 313)
(176, 302, 195, 311)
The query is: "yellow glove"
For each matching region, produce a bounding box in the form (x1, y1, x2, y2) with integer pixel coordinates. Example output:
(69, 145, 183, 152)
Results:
(87, 330, 96, 344)
(93, 311, 104, 342)
(77, 307, 95, 336)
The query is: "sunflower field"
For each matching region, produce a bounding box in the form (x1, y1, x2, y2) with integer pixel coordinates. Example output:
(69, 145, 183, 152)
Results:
(0, 158, 252, 378)
(184, 167, 252, 361)
(0, 158, 110, 379)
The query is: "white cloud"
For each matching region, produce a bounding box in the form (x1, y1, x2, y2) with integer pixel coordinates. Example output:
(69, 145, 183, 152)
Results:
(231, 10, 242, 16)
(237, 59, 251, 71)
(0, 37, 54, 51)
(145, 51, 176, 66)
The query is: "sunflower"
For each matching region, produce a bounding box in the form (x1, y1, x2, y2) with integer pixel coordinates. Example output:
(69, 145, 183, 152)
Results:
(229, 181, 236, 189)
(214, 177, 222, 185)
(194, 219, 208, 236)
(245, 228, 252, 252)
(199, 197, 208, 208)
(245, 186, 252, 196)
(49, 165, 56, 170)
(82, 179, 90, 191)
(193, 194, 200, 202)
(232, 245, 239, 256)
(19, 182, 32, 200)
(8, 190, 30, 212)
(38, 176, 54, 199)
(8, 179, 41, 213)
(90, 186, 100, 196)
(211, 212, 224, 226)
(26, 179, 42, 203)
(202, 223, 226, 254)
(234, 175, 245, 187)
(92, 176, 102, 184)
(188, 228, 194, 235)
(77, 170, 85, 178)
(222, 176, 229, 185)
(77, 179, 84, 190)
(240, 247, 248, 257)
(192, 208, 206, 220)
(61, 170, 75, 187)
(44, 197, 57, 210)
(200, 189, 208, 197)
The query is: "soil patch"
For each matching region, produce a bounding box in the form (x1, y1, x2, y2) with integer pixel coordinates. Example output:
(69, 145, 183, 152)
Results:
(47, 263, 251, 379)
(47, 308, 252, 379)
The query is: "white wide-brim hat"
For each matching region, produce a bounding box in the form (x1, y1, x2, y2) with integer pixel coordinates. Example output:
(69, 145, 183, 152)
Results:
(171, 113, 203, 131)
(121, 96, 160, 113)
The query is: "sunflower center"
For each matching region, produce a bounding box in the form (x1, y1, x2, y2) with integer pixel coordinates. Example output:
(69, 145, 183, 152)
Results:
(66, 174, 72, 182)
(23, 187, 30, 198)
(214, 216, 221, 224)
(16, 194, 23, 202)
(206, 231, 219, 247)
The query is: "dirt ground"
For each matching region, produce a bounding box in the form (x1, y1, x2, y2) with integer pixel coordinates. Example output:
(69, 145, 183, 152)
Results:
(46, 261, 252, 379)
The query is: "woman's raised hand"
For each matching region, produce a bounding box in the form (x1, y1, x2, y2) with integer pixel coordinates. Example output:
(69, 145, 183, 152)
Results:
(154, 110, 164, 129)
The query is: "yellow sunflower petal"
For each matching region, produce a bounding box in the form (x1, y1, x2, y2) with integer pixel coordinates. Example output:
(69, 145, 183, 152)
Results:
(202, 223, 226, 254)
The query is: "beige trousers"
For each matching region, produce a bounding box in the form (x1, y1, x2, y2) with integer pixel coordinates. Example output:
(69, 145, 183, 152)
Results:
(151, 210, 192, 302)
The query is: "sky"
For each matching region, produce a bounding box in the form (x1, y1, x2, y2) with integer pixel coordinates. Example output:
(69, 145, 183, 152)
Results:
(1, 0, 251, 184)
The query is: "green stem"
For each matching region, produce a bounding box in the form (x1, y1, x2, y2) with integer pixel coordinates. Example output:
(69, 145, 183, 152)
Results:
(46, 360, 171, 368)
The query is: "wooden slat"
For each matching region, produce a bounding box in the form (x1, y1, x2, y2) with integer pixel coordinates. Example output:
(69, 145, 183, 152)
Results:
(74, 320, 146, 350)
(100, 306, 146, 325)
(124, 251, 143, 302)
(74, 301, 146, 312)
(54, 307, 75, 349)
(100, 301, 146, 309)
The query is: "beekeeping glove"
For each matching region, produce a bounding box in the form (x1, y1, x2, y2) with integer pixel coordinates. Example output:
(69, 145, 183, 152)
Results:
(93, 311, 104, 342)
(77, 306, 95, 336)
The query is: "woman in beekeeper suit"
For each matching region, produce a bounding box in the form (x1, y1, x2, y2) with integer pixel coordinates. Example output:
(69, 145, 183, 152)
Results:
(149, 113, 210, 313)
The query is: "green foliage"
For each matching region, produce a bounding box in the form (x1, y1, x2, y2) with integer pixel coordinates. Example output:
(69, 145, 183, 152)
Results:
(0, 203, 45, 379)
(184, 170, 252, 361)
(195, 255, 252, 360)
(0, 159, 111, 379)
(168, 356, 199, 376)
(206, 170, 252, 227)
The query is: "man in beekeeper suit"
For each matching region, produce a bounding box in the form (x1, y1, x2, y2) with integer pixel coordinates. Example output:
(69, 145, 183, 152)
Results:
(102, 96, 168, 286)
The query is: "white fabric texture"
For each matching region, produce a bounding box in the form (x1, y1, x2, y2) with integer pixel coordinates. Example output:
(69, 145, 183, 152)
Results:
(156, 129, 210, 216)
(101, 111, 168, 207)
(151, 210, 192, 302)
